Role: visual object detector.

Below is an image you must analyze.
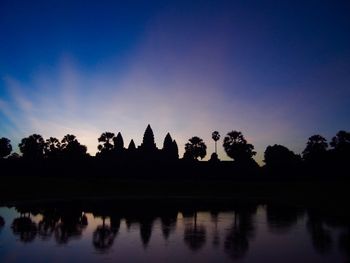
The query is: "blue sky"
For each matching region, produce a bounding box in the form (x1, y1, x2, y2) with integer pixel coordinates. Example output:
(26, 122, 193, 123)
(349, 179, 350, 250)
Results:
(1, 0, 350, 163)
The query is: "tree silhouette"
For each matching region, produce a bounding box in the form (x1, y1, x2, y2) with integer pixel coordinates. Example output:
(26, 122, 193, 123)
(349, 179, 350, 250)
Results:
(211, 131, 220, 155)
(97, 132, 115, 156)
(0, 137, 12, 158)
(223, 131, 256, 162)
(330, 130, 350, 164)
(162, 133, 179, 160)
(44, 137, 61, 159)
(302, 135, 328, 163)
(184, 136, 207, 160)
(61, 134, 87, 159)
(264, 144, 301, 169)
(19, 134, 45, 159)
(330, 130, 350, 150)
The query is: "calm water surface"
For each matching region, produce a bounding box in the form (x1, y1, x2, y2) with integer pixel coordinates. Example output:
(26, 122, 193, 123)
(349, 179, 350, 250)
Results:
(0, 201, 349, 262)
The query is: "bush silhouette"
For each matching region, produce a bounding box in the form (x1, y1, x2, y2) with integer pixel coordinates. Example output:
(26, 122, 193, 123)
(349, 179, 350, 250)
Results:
(302, 135, 328, 164)
(19, 134, 45, 159)
(223, 131, 256, 163)
(184, 136, 207, 160)
(97, 132, 115, 157)
(61, 134, 88, 159)
(44, 137, 61, 159)
(0, 137, 12, 158)
(330, 130, 350, 164)
(264, 144, 301, 169)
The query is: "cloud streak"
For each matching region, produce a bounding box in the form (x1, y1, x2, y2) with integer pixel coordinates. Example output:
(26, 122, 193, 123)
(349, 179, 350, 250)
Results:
(2, 5, 344, 164)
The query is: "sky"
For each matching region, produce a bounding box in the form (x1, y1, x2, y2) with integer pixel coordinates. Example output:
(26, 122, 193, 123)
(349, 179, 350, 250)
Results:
(0, 0, 350, 163)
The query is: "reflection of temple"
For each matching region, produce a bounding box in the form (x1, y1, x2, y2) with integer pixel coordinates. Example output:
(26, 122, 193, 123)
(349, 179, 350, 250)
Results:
(6, 201, 350, 261)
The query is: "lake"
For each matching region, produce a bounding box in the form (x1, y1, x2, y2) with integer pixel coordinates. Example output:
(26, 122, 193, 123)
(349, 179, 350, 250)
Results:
(0, 200, 349, 262)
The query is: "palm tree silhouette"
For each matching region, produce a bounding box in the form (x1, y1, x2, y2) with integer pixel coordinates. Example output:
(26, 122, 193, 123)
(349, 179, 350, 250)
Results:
(212, 131, 220, 155)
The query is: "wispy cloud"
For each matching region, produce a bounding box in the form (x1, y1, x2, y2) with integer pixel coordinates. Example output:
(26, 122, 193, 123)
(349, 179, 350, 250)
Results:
(0, 9, 312, 164)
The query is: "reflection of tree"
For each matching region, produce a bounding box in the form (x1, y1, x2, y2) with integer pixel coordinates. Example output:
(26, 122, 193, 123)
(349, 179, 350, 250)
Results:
(38, 209, 60, 240)
(93, 216, 116, 252)
(54, 211, 87, 244)
(184, 211, 206, 252)
(224, 206, 256, 260)
(307, 211, 332, 254)
(11, 215, 37, 243)
(266, 205, 304, 234)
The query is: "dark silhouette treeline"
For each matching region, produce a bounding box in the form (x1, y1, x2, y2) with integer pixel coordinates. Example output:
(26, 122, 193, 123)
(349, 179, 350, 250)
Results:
(0, 125, 348, 208)
(0, 125, 350, 171)
(1, 199, 350, 260)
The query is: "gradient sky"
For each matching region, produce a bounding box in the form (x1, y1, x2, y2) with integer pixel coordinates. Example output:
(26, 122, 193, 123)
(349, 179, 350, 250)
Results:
(1, 0, 350, 163)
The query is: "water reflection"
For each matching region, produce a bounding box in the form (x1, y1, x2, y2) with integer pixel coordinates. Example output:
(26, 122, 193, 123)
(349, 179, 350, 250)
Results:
(54, 208, 87, 244)
(339, 229, 350, 258)
(160, 210, 177, 240)
(183, 210, 206, 251)
(11, 208, 37, 243)
(0, 216, 4, 228)
(37, 208, 60, 240)
(266, 204, 304, 234)
(307, 209, 333, 254)
(224, 204, 256, 260)
(0, 201, 349, 262)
